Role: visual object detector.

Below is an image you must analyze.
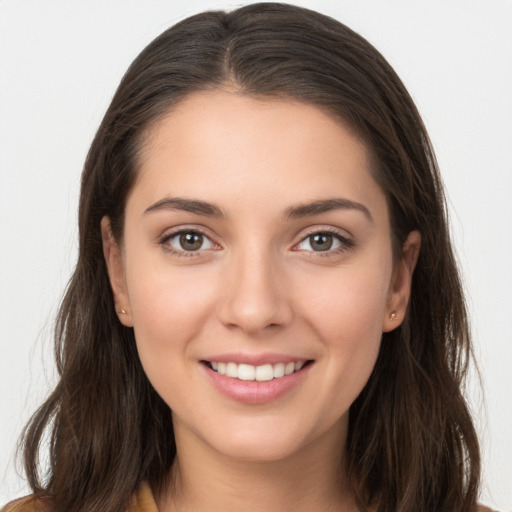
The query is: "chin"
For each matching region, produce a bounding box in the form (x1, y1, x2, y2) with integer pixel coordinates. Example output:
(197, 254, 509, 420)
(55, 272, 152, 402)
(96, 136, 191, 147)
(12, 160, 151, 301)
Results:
(212, 434, 306, 463)
(194, 414, 335, 464)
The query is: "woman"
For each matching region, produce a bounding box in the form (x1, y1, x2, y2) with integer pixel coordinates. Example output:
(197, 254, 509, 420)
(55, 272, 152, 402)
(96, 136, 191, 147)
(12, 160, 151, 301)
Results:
(2, 3, 493, 511)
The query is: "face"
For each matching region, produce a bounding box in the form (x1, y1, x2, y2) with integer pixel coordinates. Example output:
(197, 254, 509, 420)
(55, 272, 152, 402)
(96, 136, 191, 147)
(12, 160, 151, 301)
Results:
(103, 91, 419, 463)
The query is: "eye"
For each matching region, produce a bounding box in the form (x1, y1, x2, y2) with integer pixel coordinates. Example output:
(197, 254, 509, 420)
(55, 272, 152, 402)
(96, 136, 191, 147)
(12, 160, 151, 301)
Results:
(166, 230, 215, 252)
(295, 231, 351, 253)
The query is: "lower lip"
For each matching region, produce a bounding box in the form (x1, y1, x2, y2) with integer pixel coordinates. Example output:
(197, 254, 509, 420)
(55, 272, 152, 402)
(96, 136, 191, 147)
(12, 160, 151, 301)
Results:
(202, 363, 313, 405)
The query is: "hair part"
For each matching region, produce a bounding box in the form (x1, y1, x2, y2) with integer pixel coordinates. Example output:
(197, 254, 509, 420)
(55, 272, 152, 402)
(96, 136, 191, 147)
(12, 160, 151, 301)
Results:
(20, 3, 480, 511)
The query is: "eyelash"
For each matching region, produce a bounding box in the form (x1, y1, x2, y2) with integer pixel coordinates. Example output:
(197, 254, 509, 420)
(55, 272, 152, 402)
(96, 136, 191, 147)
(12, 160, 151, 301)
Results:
(293, 228, 354, 257)
(158, 227, 354, 258)
(159, 227, 217, 258)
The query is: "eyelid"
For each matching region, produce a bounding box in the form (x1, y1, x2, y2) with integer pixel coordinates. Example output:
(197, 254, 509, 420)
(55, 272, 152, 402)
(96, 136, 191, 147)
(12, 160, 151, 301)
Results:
(158, 225, 221, 256)
(292, 226, 354, 254)
(295, 225, 353, 242)
(157, 224, 354, 257)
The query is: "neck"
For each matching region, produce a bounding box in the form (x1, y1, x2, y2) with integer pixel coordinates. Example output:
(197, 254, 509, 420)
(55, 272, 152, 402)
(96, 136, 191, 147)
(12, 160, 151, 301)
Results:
(156, 419, 357, 512)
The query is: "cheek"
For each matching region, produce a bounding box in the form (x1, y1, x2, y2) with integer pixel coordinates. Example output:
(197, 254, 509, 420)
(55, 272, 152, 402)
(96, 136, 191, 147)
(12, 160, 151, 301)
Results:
(318, 283, 385, 376)
(299, 260, 391, 405)
(125, 235, 216, 329)
(123, 254, 218, 391)
(304, 261, 390, 343)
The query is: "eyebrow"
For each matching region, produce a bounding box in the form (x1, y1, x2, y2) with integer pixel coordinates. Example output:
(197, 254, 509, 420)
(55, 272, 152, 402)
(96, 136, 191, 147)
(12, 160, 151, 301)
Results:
(144, 197, 224, 217)
(284, 198, 373, 222)
(143, 196, 372, 222)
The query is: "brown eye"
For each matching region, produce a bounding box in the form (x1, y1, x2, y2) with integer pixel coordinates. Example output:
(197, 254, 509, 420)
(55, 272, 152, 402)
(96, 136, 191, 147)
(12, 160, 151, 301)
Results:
(310, 233, 333, 251)
(168, 231, 214, 252)
(296, 231, 348, 253)
(180, 232, 203, 251)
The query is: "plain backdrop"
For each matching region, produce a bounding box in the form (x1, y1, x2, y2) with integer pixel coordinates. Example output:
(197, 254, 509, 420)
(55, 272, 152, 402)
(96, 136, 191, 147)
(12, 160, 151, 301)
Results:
(1, 0, 511, 509)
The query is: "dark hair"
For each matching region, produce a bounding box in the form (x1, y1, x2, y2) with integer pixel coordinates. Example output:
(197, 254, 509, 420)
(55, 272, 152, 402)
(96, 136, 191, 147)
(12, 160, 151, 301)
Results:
(20, 3, 480, 511)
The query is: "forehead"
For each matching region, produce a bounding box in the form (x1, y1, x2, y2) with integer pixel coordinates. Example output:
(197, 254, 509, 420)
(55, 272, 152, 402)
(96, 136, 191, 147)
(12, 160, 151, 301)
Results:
(141, 90, 368, 168)
(129, 90, 387, 224)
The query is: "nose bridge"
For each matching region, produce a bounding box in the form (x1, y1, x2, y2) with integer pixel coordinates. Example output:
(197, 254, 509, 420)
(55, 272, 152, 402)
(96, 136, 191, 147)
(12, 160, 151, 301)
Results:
(218, 239, 292, 333)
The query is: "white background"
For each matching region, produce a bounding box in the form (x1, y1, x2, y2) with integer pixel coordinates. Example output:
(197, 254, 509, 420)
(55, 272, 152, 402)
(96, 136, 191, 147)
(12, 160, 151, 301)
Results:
(1, 1, 511, 509)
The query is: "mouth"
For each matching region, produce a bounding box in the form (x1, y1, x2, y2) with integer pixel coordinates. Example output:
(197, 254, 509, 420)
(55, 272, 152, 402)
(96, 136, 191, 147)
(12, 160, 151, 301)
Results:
(201, 360, 314, 382)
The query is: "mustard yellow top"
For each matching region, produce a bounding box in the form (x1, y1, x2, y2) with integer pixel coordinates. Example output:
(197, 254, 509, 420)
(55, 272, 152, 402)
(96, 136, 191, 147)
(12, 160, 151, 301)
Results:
(128, 482, 159, 512)
(2, 482, 156, 512)
(2, 482, 498, 512)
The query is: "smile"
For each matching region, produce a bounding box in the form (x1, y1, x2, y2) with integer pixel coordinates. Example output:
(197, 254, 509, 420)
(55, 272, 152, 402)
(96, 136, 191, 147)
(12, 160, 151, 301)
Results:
(206, 361, 307, 381)
(202, 358, 314, 404)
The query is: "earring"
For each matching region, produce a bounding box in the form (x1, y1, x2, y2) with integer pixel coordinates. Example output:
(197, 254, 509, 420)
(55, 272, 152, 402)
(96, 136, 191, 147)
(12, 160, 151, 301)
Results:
(390, 311, 397, 321)
(118, 309, 127, 315)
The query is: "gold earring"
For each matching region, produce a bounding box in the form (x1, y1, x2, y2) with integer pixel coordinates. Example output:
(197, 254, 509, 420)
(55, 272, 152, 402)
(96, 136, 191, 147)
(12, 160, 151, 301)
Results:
(118, 309, 127, 315)
(390, 311, 397, 321)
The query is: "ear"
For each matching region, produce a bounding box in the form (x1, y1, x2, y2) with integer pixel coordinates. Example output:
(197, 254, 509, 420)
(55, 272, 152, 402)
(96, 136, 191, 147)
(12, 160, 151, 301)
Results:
(101, 216, 133, 327)
(382, 230, 421, 332)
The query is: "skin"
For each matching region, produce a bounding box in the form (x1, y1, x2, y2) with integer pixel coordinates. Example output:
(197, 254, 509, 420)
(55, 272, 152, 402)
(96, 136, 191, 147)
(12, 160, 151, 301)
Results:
(102, 91, 420, 511)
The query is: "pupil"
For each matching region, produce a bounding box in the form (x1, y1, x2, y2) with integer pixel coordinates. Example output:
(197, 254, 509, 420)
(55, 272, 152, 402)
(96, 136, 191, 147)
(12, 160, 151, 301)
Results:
(180, 232, 203, 251)
(311, 233, 332, 251)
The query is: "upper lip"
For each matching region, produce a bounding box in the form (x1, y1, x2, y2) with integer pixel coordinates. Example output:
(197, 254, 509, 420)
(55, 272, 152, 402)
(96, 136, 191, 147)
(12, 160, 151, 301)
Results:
(201, 353, 311, 366)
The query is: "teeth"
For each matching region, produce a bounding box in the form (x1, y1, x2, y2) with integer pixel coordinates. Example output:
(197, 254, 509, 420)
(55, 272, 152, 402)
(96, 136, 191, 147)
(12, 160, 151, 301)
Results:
(210, 361, 307, 381)
(238, 363, 255, 381)
(255, 364, 273, 381)
(226, 362, 238, 378)
(273, 363, 285, 378)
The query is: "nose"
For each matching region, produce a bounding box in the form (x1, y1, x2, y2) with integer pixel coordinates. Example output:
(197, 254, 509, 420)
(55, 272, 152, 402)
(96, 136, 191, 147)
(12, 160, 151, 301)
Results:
(216, 247, 293, 335)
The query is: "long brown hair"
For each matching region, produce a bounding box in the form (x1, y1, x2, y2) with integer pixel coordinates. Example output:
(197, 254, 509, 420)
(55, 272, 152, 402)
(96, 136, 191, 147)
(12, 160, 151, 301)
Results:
(20, 3, 480, 511)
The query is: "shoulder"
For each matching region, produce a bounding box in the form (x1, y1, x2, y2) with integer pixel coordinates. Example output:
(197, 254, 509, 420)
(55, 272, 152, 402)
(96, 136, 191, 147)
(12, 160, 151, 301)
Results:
(2, 481, 158, 512)
(1, 495, 52, 512)
(2, 494, 497, 512)
(127, 481, 159, 512)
